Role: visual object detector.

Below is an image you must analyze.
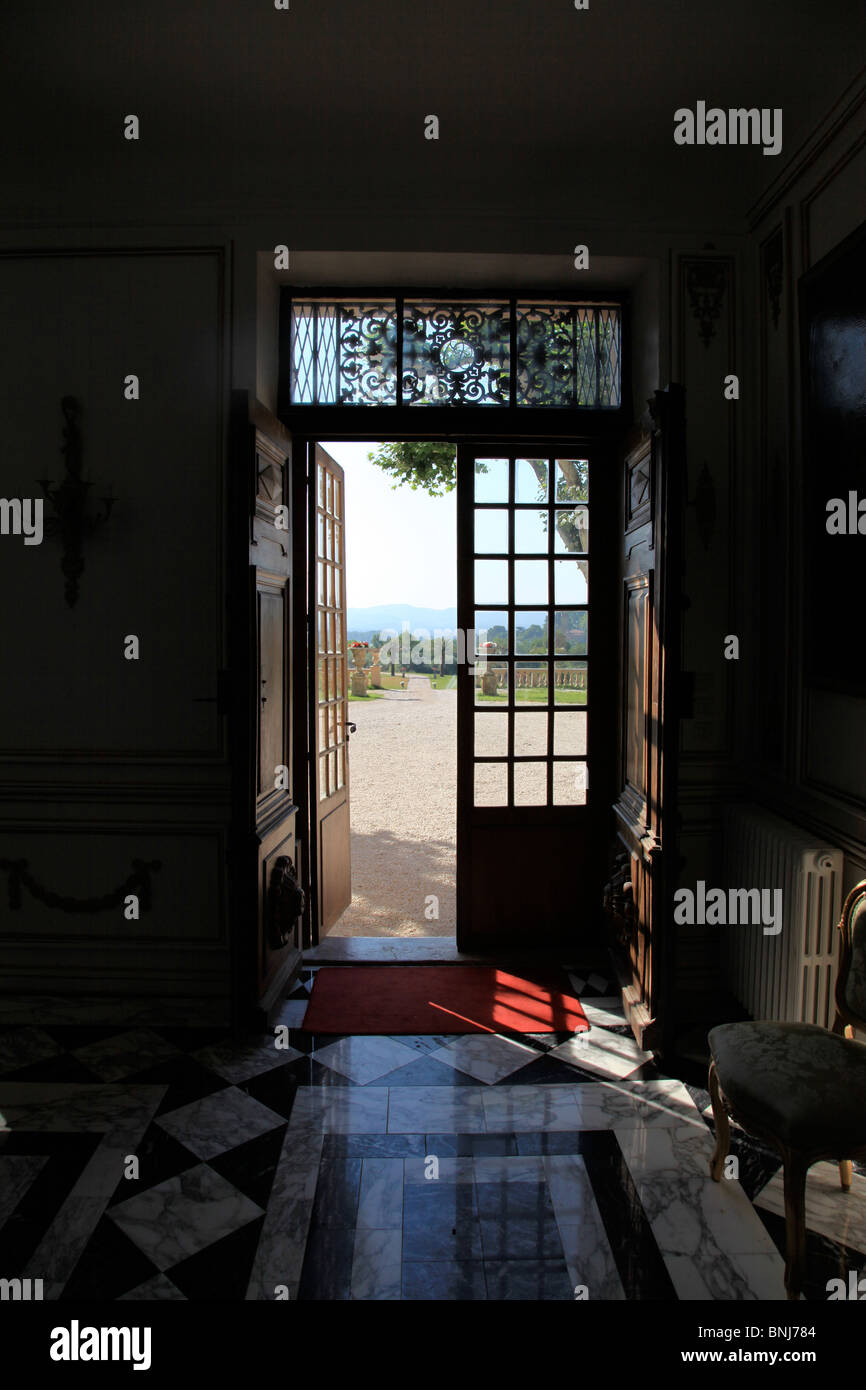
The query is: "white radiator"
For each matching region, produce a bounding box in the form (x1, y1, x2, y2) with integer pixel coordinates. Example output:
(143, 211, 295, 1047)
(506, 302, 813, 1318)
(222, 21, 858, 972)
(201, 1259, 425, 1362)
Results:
(722, 805, 843, 1028)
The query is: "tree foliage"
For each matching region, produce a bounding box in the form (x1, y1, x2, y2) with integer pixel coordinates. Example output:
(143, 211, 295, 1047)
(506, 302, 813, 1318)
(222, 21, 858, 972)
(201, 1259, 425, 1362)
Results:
(366, 441, 457, 497)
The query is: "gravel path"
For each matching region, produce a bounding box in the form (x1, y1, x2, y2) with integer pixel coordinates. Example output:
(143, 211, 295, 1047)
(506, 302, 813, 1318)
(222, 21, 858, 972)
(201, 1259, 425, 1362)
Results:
(328, 675, 456, 937)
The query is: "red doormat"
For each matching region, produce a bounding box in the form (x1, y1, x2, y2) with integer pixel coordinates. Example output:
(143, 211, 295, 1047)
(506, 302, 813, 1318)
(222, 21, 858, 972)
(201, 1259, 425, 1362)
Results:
(301, 965, 590, 1035)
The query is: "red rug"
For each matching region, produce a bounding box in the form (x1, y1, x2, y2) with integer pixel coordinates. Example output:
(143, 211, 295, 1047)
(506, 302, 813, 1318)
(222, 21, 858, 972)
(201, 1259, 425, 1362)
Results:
(301, 965, 589, 1035)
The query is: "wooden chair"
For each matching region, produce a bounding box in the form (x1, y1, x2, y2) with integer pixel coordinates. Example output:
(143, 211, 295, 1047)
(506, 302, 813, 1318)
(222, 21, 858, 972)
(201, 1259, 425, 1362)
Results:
(707, 879, 866, 1299)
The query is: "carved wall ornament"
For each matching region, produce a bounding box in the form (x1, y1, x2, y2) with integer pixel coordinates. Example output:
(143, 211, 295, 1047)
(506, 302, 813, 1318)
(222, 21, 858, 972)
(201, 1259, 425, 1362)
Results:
(267, 855, 305, 948)
(0, 856, 161, 913)
(629, 454, 651, 515)
(257, 453, 283, 503)
(38, 397, 116, 607)
(685, 260, 728, 347)
(603, 851, 635, 955)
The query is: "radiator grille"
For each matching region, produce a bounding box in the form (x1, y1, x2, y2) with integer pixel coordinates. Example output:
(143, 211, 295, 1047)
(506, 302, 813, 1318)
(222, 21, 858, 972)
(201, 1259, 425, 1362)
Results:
(722, 805, 843, 1027)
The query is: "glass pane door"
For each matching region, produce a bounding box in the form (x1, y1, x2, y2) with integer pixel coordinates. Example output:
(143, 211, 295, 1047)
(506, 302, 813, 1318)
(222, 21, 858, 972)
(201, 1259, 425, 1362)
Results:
(315, 454, 347, 803)
(470, 453, 589, 808)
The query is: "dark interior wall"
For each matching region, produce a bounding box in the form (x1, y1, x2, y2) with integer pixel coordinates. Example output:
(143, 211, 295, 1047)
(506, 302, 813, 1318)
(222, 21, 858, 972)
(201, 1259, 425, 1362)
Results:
(0, 4, 863, 1014)
(0, 247, 234, 1014)
(738, 87, 866, 901)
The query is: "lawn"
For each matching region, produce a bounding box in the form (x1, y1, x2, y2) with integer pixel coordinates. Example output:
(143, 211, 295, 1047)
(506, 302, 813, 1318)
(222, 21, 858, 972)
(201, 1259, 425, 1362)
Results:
(476, 688, 587, 704)
(348, 688, 385, 702)
(430, 674, 457, 690)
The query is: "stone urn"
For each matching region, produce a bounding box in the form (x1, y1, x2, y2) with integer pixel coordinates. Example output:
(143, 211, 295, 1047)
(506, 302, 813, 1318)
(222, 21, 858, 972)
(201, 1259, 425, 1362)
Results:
(479, 640, 500, 697)
(350, 646, 368, 670)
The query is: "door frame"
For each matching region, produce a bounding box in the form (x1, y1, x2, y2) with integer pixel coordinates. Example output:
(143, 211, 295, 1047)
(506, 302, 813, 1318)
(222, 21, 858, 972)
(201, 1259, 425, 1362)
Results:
(290, 428, 621, 952)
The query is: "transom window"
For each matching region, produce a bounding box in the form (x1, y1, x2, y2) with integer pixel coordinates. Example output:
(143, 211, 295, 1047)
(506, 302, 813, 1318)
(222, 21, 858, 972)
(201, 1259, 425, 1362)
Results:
(287, 296, 621, 409)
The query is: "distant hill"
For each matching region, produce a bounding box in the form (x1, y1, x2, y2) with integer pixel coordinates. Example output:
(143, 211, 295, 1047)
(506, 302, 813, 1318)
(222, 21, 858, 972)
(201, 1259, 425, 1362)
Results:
(346, 604, 458, 639)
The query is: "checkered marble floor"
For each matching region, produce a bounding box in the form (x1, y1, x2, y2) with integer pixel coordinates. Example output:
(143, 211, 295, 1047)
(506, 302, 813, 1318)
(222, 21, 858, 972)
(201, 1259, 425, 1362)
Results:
(1, 965, 864, 1300)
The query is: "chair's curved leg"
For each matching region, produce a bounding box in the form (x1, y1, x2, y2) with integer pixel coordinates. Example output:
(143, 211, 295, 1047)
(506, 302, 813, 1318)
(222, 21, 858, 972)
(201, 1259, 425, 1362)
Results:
(782, 1153, 808, 1301)
(708, 1060, 730, 1182)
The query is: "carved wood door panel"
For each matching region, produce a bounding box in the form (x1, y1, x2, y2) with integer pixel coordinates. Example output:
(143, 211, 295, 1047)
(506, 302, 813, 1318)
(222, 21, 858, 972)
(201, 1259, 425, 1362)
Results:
(230, 396, 302, 1024)
(611, 386, 685, 1051)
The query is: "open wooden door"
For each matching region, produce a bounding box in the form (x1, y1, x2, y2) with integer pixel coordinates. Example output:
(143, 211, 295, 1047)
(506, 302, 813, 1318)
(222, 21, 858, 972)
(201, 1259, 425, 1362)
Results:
(456, 444, 617, 950)
(229, 395, 304, 1027)
(307, 443, 351, 941)
(610, 385, 685, 1053)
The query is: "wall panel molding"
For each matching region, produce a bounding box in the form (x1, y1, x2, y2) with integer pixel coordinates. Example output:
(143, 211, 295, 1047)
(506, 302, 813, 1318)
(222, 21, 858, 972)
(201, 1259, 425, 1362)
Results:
(0, 244, 230, 765)
(799, 128, 866, 272)
(0, 825, 229, 950)
(675, 252, 737, 762)
(747, 74, 866, 230)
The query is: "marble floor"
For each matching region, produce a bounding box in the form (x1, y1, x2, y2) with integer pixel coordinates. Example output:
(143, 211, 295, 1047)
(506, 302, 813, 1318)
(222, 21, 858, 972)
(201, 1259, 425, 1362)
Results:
(1, 963, 864, 1301)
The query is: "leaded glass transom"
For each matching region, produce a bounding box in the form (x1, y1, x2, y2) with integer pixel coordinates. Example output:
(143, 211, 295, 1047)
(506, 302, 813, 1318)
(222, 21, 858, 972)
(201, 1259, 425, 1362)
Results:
(287, 296, 621, 408)
(403, 302, 510, 405)
(291, 302, 398, 405)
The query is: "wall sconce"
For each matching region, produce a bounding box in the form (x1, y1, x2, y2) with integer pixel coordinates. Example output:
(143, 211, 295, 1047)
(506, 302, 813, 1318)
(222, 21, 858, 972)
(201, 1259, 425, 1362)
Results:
(38, 397, 116, 607)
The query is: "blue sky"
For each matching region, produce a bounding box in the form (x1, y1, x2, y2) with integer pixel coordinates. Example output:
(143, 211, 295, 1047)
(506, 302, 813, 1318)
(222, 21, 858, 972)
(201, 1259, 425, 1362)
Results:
(322, 441, 457, 609)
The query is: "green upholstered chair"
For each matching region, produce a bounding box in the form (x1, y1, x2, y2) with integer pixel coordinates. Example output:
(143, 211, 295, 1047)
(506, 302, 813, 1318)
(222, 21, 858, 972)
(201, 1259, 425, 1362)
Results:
(708, 879, 866, 1300)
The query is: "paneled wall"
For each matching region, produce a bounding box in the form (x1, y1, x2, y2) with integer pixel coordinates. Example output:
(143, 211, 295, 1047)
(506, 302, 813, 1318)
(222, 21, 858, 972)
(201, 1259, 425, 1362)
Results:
(667, 246, 742, 1001)
(741, 81, 866, 897)
(0, 248, 233, 1019)
(661, 81, 866, 1009)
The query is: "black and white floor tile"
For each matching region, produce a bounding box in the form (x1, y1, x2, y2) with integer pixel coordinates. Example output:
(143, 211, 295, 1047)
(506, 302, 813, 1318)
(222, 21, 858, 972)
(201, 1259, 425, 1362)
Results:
(0, 963, 863, 1300)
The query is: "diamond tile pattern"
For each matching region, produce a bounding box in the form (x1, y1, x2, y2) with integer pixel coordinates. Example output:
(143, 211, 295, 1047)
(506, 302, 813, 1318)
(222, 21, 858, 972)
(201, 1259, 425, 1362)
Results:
(0, 962, 859, 1301)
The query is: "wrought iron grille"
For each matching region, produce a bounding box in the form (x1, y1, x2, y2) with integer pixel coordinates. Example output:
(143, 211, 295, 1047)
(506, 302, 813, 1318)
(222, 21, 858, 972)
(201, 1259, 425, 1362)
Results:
(288, 297, 621, 408)
(290, 302, 399, 405)
(516, 303, 621, 408)
(403, 302, 510, 405)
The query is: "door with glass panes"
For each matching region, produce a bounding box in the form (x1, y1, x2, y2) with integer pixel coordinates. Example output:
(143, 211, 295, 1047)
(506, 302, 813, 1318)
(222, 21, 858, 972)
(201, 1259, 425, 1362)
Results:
(456, 445, 614, 949)
(310, 443, 351, 936)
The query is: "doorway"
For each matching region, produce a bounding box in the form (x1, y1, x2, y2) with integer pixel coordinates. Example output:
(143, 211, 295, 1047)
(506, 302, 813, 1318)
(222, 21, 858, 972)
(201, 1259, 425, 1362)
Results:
(316, 439, 458, 942)
(301, 436, 617, 955)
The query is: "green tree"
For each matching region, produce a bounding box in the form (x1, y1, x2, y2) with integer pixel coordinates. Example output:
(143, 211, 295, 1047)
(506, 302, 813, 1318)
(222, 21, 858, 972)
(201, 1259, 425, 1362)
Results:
(366, 442, 457, 497)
